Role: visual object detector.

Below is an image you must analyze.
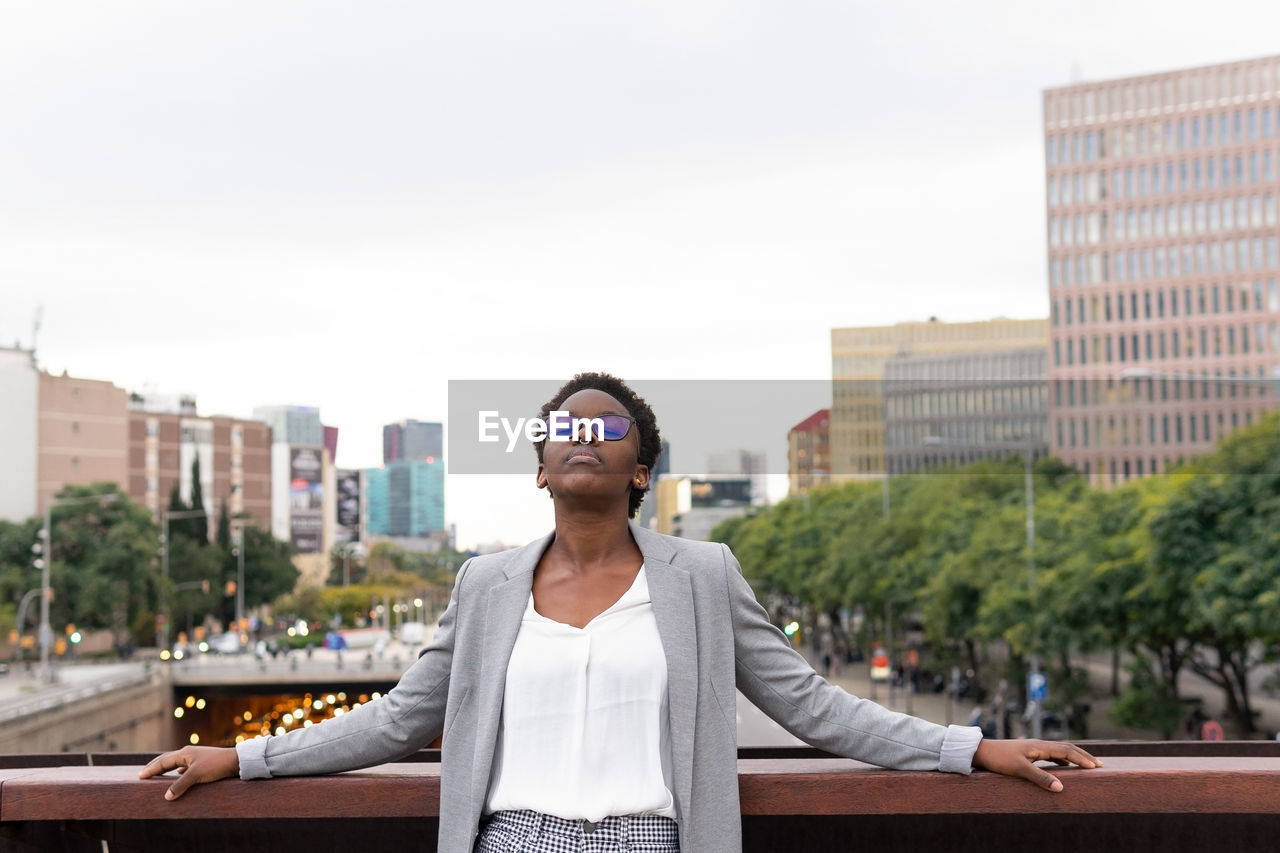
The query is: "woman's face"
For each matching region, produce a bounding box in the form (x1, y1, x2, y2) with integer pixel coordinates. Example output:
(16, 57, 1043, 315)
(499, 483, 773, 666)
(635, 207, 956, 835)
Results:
(536, 388, 649, 507)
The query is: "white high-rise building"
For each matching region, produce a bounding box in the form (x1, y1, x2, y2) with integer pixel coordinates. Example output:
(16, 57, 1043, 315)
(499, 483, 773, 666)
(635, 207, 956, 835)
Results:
(0, 346, 38, 522)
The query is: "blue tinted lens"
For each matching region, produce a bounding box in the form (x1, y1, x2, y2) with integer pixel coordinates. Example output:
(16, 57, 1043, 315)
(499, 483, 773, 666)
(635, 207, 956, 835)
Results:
(599, 415, 633, 440)
(550, 414, 633, 441)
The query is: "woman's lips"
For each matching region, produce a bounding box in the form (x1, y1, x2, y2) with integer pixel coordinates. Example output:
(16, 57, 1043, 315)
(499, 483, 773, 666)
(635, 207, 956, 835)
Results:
(565, 449, 601, 464)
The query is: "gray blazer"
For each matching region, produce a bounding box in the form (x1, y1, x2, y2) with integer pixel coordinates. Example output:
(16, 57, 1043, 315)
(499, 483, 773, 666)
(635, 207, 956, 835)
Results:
(238, 523, 979, 853)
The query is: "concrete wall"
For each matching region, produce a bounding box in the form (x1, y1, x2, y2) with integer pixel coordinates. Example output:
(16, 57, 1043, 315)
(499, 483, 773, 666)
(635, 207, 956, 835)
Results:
(0, 676, 172, 754)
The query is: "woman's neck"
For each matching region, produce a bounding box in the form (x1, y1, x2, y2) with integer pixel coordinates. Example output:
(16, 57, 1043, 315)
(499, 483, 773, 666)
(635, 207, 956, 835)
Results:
(548, 510, 637, 570)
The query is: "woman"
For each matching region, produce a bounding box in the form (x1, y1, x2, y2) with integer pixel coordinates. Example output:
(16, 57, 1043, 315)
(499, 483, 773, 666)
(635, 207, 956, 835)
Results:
(141, 372, 1100, 852)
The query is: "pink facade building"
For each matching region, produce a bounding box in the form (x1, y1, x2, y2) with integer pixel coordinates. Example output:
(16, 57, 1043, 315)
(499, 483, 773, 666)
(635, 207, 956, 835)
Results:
(1045, 56, 1280, 484)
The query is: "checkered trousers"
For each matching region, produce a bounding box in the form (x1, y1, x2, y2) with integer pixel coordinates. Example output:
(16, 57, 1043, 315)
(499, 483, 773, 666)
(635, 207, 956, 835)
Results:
(475, 810, 680, 852)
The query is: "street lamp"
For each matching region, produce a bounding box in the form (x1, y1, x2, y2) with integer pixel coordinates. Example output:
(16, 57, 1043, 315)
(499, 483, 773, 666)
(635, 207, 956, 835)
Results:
(40, 492, 117, 682)
(230, 520, 247, 648)
(159, 508, 209, 653)
(339, 542, 360, 587)
(880, 472, 894, 707)
(923, 434, 1041, 737)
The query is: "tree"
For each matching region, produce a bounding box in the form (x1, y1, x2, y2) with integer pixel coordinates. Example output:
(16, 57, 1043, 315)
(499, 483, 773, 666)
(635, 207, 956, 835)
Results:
(1150, 414, 1280, 735)
(216, 501, 231, 550)
(167, 534, 222, 639)
(167, 470, 207, 545)
(0, 516, 45, 648)
(29, 484, 163, 645)
(328, 543, 367, 586)
(187, 456, 209, 544)
(237, 525, 299, 609)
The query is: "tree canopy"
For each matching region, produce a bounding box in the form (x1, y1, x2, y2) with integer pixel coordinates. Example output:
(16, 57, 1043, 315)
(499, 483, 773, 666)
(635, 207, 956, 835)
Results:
(714, 413, 1280, 736)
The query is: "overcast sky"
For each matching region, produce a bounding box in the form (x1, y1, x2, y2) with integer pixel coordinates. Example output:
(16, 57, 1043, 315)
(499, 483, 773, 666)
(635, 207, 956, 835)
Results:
(5, 1, 1280, 547)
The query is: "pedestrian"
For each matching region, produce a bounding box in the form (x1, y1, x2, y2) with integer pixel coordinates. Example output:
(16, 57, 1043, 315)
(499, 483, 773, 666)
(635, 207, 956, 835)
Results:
(141, 373, 1100, 853)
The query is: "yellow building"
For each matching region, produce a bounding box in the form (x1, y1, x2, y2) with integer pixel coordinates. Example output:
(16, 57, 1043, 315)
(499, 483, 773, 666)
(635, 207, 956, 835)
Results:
(830, 318, 1048, 480)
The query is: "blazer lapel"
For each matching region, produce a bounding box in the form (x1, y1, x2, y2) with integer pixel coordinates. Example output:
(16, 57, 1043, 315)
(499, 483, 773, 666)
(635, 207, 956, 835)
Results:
(469, 532, 550, 814)
(632, 524, 697, 823)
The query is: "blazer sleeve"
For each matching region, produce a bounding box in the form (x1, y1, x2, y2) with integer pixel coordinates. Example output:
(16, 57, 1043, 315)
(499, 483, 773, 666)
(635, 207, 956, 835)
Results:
(721, 544, 980, 774)
(237, 558, 472, 779)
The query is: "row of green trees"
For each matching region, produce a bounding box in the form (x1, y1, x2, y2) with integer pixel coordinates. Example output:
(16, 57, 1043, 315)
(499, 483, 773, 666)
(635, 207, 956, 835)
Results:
(1, 474, 298, 650)
(268, 540, 471, 631)
(714, 413, 1280, 737)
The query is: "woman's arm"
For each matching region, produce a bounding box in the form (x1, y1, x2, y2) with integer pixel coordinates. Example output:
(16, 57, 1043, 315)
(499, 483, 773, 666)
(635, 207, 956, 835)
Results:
(720, 545, 1099, 788)
(141, 558, 472, 799)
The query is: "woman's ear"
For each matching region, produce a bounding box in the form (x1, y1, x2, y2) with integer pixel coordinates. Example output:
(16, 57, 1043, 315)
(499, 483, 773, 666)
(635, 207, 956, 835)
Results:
(536, 463, 549, 491)
(632, 465, 650, 490)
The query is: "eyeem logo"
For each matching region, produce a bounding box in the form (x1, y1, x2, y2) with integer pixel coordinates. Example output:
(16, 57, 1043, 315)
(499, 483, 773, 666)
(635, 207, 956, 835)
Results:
(478, 410, 605, 452)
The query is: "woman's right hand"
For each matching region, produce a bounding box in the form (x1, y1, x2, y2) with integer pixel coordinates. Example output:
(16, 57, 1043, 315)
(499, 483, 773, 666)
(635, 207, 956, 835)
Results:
(139, 746, 241, 800)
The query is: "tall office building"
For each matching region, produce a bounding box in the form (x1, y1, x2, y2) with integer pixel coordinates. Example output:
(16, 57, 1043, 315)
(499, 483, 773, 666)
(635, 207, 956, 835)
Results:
(387, 458, 445, 537)
(706, 448, 768, 506)
(368, 419, 446, 544)
(38, 370, 129, 512)
(1045, 56, 1280, 484)
(831, 319, 1048, 480)
(126, 396, 272, 530)
(883, 347, 1048, 474)
(363, 459, 444, 538)
(252, 404, 334, 585)
(364, 467, 389, 537)
(383, 420, 442, 464)
(0, 346, 38, 522)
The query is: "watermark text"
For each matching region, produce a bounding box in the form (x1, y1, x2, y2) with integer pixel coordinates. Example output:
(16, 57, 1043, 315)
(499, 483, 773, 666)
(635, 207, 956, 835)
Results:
(477, 410, 604, 452)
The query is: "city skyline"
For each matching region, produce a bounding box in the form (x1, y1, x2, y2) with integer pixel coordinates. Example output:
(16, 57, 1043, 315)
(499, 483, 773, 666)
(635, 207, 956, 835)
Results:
(8, 2, 1280, 546)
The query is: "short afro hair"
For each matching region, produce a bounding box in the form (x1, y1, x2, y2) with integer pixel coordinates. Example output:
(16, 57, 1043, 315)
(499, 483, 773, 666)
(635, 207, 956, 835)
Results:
(534, 372, 662, 518)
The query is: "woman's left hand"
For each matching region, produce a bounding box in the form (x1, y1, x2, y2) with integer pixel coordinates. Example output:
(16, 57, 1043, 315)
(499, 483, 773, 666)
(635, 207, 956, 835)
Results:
(971, 739, 1102, 792)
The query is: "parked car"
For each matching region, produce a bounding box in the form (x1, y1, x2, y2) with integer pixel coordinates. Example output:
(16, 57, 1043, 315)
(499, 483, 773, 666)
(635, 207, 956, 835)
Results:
(209, 633, 242, 655)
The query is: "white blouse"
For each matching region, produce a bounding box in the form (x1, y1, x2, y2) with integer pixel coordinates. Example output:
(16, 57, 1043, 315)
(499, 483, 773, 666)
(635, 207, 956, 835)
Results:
(483, 565, 676, 821)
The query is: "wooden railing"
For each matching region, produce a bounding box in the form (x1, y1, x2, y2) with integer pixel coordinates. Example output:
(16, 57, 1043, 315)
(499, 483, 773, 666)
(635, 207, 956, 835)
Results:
(2, 744, 1279, 852)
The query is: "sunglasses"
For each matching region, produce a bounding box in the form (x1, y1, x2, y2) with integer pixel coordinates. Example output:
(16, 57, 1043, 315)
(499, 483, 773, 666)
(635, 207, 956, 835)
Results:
(548, 413, 636, 442)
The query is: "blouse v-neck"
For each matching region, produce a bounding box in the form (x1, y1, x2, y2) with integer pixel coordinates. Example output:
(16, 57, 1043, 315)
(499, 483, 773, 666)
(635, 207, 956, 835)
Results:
(528, 565, 648, 630)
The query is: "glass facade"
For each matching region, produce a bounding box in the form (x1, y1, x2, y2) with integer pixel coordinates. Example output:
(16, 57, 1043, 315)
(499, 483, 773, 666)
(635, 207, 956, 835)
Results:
(1045, 56, 1280, 483)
